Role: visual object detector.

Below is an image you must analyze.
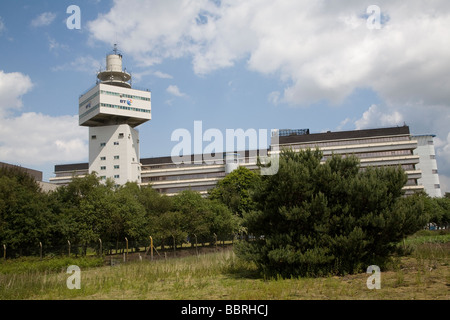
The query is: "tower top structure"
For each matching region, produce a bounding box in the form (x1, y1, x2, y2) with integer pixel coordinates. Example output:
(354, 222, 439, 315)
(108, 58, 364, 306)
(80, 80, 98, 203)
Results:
(79, 47, 151, 128)
(97, 44, 131, 88)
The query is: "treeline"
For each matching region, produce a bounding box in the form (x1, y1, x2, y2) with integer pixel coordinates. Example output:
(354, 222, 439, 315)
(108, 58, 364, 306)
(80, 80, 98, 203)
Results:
(0, 166, 240, 257)
(1, 148, 449, 275)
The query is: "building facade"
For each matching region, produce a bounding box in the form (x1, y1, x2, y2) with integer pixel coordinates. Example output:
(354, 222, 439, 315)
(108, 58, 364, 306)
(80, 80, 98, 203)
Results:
(51, 125, 428, 196)
(412, 135, 442, 197)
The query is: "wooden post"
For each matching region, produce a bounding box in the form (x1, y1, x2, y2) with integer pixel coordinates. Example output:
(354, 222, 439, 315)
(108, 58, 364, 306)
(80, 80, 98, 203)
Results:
(67, 240, 71, 257)
(150, 236, 153, 261)
(39, 242, 43, 260)
(172, 235, 176, 256)
(99, 238, 102, 257)
(3, 244, 5, 260)
(125, 237, 128, 262)
(213, 233, 217, 250)
(194, 234, 198, 256)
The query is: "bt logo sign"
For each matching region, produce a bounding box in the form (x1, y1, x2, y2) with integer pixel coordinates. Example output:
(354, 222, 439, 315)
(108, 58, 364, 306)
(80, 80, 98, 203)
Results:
(120, 99, 133, 106)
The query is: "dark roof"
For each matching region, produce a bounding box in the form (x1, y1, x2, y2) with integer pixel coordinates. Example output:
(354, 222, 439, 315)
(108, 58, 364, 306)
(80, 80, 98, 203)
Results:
(277, 126, 410, 145)
(0, 162, 43, 181)
(141, 149, 269, 166)
(54, 163, 89, 172)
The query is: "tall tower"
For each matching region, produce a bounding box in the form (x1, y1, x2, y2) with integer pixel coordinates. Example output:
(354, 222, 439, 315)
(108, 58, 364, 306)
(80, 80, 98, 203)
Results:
(79, 46, 151, 186)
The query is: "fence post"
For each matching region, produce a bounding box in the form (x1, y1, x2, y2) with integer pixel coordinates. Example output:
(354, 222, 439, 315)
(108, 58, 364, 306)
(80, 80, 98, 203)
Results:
(194, 234, 198, 257)
(213, 233, 217, 250)
(150, 236, 153, 261)
(99, 238, 102, 257)
(172, 235, 176, 256)
(125, 237, 128, 262)
(3, 244, 5, 260)
(39, 242, 43, 260)
(68, 240, 71, 257)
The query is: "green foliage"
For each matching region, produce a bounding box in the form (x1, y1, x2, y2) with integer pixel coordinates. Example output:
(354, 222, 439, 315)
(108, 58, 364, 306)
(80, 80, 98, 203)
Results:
(0, 166, 54, 255)
(208, 166, 260, 217)
(422, 193, 450, 227)
(235, 148, 428, 278)
(1, 170, 239, 257)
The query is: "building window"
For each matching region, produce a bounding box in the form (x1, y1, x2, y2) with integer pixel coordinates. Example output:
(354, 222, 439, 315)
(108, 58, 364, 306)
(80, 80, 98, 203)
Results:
(432, 169, 438, 174)
(114, 165, 120, 169)
(91, 135, 97, 140)
(435, 184, 441, 189)
(101, 157, 106, 161)
(100, 166, 106, 170)
(119, 133, 124, 138)
(114, 175, 120, 179)
(114, 155, 120, 160)
(430, 155, 436, 159)
(114, 142, 119, 146)
(100, 176, 106, 180)
(100, 142, 106, 147)
(428, 140, 434, 145)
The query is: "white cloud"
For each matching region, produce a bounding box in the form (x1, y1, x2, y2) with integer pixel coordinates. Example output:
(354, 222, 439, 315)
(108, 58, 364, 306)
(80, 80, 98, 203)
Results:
(0, 113, 87, 166)
(0, 71, 88, 167)
(0, 70, 33, 116)
(31, 12, 56, 27)
(87, 0, 450, 107)
(52, 56, 102, 73)
(0, 17, 5, 34)
(153, 71, 173, 79)
(355, 104, 404, 130)
(268, 91, 281, 105)
(166, 85, 187, 97)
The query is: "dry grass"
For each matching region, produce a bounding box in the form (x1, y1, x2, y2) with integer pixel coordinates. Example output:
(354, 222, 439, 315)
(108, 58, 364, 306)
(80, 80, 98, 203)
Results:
(1, 238, 448, 300)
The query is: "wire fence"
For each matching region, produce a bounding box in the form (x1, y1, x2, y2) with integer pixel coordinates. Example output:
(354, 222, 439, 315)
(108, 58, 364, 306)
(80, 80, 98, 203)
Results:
(1, 234, 238, 261)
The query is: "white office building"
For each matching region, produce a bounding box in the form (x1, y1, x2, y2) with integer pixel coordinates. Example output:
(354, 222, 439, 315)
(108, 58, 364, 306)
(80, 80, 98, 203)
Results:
(412, 135, 442, 197)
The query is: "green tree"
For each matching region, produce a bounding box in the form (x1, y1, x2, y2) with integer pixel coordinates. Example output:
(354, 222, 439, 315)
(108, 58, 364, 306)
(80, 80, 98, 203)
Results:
(0, 166, 53, 256)
(50, 173, 114, 255)
(423, 194, 450, 228)
(208, 166, 260, 217)
(111, 182, 148, 247)
(235, 148, 427, 277)
(206, 199, 241, 244)
(172, 190, 211, 245)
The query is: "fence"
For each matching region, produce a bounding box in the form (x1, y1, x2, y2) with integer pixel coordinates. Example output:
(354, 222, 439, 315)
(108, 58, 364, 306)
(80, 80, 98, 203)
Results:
(1, 234, 237, 261)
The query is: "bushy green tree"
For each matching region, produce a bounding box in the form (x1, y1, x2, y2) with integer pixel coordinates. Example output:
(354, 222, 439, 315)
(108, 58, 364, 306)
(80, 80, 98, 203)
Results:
(50, 173, 115, 254)
(235, 148, 428, 277)
(0, 166, 53, 256)
(422, 193, 450, 228)
(208, 166, 260, 217)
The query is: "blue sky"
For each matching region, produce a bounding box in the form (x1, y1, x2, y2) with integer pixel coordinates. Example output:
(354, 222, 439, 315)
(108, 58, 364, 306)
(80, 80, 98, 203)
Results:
(0, 0, 449, 193)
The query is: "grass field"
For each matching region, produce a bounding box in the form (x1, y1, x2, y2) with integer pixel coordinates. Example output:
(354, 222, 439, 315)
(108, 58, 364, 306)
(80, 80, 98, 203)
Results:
(0, 231, 448, 300)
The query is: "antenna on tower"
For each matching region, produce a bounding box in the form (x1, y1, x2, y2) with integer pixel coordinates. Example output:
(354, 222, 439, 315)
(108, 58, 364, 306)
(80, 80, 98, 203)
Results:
(113, 43, 118, 55)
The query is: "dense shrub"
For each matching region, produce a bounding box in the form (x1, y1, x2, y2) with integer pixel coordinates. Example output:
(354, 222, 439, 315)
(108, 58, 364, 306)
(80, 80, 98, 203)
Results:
(235, 149, 428, 277)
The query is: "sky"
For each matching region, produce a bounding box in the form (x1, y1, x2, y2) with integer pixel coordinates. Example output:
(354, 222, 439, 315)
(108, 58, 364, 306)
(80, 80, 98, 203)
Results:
(0, 0, 449, 194)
